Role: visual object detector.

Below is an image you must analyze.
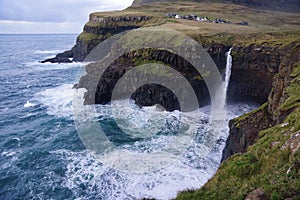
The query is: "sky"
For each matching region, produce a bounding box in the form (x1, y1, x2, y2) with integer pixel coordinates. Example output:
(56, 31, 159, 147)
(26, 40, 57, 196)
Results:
(0, 0, 134, 34)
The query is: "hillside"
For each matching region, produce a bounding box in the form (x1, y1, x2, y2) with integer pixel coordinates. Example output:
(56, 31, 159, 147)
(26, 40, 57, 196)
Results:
(42, 1, 300, 63)
(132, 0, 300, 13)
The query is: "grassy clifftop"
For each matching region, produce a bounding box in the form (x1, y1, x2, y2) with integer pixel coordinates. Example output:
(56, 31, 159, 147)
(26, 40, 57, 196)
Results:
(52, 0, 300, 63)
(132, 0, 300, 13)
(87, 1, 300, 46)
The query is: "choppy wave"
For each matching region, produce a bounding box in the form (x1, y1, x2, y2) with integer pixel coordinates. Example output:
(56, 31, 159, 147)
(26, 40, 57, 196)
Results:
(52, 148, 215, 200)
(34, 50, 64, 54)
(42, 83, 258, 199)
(34, 84, 75, 119)
(25, 61, 87, 71)
(24, 101, 35, 108)
(30, 78, 258, 199)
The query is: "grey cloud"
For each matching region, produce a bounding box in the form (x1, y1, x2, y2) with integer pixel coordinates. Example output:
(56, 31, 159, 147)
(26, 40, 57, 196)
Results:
(0, 0, 133, 23)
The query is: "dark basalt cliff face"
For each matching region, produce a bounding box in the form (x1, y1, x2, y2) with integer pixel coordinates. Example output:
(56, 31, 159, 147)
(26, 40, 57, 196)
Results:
(78, 49, 218, 111)
(54, 14, 282, 110)
(229, 45, 281, 103)
(77, 39, 280, 111)
(222, 41, 300, 161)
(42, 15, 153, 63)
(73, 15, 153, 62)
(177, 38, 300, 200)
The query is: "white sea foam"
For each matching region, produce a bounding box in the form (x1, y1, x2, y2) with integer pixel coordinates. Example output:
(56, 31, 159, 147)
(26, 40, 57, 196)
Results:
(1, 149, 20, 170)
(1, 151, 17, 157)
(0, 107, 9, 113)
(39, 80, 257, 199)
(53, 142, 220, 200)
(24, 101, 35, 108)
(34, 50, 64, 54)
(34, 84, 75, 119)
(50, 100, 257, 200)
(25, 61, 87, 71)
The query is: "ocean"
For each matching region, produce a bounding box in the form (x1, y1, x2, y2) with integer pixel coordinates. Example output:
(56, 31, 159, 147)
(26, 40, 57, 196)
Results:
(0, 34, 257, 200)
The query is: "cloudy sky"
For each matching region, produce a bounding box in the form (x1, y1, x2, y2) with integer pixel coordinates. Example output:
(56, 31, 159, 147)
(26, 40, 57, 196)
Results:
(0, 0, 134, 34)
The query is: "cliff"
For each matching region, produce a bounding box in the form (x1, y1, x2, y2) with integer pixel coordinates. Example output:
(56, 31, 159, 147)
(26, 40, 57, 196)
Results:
(77, 42, 283, 111)
(177, 39, 300, 200)
(222, 42, 300, 161)
(43, 1, 300, 199)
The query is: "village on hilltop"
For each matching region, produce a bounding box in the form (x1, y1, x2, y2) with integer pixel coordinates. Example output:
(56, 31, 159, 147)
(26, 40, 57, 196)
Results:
(166, 13, 249, 26)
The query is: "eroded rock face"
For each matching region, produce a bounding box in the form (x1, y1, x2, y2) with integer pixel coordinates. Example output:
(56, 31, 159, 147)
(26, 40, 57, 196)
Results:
(43, 9, 289, 113)
(229, 45, 281, 103)
(222, 104, 274, 161)
(41, 50, 73, 63)
(75, 37, 283, 112)
(281, 130, 300, 156)
(268, 42, 300, 122)
(222, 40, 300, 161)
(77, 49, 213, 111)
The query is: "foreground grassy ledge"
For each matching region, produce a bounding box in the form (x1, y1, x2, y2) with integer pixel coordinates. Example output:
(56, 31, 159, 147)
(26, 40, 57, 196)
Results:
(176, 40, 300, 200)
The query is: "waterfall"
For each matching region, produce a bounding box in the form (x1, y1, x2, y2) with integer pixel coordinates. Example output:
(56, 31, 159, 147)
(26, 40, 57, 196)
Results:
(224, 47, 233, 103)
(215, 47, 233, 113)
(210, 47, 233, 133)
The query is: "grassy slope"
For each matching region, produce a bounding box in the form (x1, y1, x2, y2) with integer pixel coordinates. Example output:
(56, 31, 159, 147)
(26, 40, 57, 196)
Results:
(89, 2, 300, 46)
(132, 0, 300, 13)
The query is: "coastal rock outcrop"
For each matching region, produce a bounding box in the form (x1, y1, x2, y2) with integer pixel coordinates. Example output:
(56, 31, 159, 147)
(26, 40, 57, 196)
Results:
(42, 11, 282, 107)
(77, 49, 214, 111)
(177, 39, 300, 200)
(222, 40, 300, 161)
(41, 50, 73, 63)
(41, 15, 153, 63)
(77, 39, 282, 113)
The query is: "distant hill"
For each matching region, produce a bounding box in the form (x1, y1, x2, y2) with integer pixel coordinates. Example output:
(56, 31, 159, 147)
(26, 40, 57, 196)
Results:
(132, 0, 300, 13)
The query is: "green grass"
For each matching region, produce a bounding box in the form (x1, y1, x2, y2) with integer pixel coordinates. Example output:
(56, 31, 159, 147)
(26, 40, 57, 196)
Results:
(232, 103, 268, 125)
(177, 113, 300, 199)
(176, 40, 300, 200)
(281, 61, 300, 111)
(82, 2, 300, 47)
